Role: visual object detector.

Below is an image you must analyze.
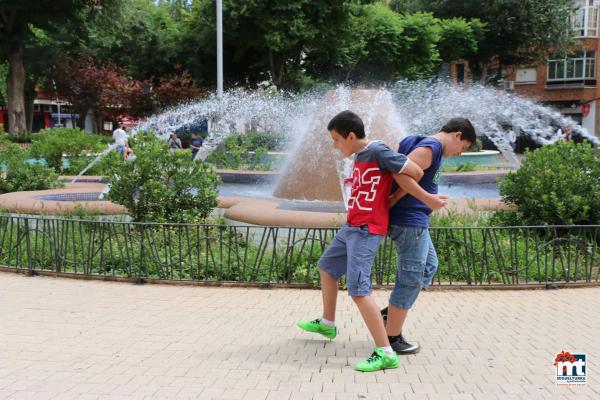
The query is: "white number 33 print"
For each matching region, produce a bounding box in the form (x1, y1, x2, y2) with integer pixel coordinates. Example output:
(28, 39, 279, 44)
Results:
(347, 167, 380, 211)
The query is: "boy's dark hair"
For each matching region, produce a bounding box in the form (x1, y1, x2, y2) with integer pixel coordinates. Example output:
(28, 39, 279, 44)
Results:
(441, 118, 476, 143)
(327, 110, 365, 139)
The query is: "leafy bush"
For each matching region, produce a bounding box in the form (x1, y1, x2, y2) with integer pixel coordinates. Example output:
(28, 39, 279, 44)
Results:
(496, 141, 600, 225)
(29, 127, 105, 173)
(1, 132, 39, 143)
(240, 131, 286, 151)
(0, 139, 61, 193)
(65, 156, 110, 176)
(102, 133, 220, 223)
(206, 132, 284, 170)
(468, 138, 483, 152)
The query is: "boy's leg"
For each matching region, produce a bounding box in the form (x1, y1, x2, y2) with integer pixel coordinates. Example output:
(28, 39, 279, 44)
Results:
(352, 295, 389, 347)
(385, 305, 409, 339)
(320, 268, 338, 321)
(297, 225, 348, 339)
(386, 226, 433, 354)
(345, 226, 399, 372)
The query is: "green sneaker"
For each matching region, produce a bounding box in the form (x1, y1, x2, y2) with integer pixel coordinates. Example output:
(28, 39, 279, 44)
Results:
(297, 318, 337, 339)
(354, 348, 400, 372)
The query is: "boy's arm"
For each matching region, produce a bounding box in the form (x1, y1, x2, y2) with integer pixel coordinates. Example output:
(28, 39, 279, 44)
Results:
(399, 159, 424, 182)
(392, 174, 447, 211)
(390, 146, 437, 208)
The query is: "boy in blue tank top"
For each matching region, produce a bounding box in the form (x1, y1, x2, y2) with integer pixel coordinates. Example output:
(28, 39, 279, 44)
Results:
(383, 118, 476, 355)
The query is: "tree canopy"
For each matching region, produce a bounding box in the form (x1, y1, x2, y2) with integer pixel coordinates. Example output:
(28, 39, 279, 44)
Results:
(0, 0, 576, 133)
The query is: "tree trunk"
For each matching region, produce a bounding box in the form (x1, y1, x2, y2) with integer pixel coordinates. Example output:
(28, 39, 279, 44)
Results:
(95, 111, 103, 134)
(268, 49, 284, 86)
(6, 42, 27, 135)
(77, 107, 87, 130)
(24, 79, 36, 133)
(479, 64, 488, 84)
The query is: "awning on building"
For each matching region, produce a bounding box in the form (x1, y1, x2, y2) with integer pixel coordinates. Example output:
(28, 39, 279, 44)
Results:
(51, 113, 79, 119)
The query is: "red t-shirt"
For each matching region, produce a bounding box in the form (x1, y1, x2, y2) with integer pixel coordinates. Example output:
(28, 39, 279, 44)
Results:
(346, 141, 408, 235)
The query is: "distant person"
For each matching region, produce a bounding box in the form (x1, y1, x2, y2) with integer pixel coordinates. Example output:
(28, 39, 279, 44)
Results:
(506, 127, 517, 151)
(561, 126, 573, 143)
(112, 122, 128, 154)
(189, 132, 204, 160)
(168, 132, 183, 154)
(124, 145, 135, 161)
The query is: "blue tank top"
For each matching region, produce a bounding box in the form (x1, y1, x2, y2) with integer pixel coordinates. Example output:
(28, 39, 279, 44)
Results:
(389, 136, 443, 228)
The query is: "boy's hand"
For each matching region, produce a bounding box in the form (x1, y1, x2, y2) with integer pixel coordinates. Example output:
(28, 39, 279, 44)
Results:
(424, 194, 448, 211)
(388, 189, 406, 208)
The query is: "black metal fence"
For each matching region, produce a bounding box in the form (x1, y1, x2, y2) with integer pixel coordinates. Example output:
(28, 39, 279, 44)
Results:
(1, 215, 599, 287)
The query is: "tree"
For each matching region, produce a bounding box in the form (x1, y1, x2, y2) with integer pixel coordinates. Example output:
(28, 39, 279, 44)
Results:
(0, 62, 6, 102)
(80, 0, 185, 81)
(406, 0, 574, 82)
(153, 69, 206, 109)
(54, 55, 141, 132)
(437, 18, 485, 63)
(0, 0, 116, 135)
(305, 4, 481, 82)
(182, 0, 352, 89)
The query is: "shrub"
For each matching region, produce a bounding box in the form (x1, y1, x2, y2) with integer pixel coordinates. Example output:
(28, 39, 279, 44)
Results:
(240, 131, 286, 151)
(468, 137, 483, 152)
(1, 131, 39, 143)
(0, 139, 61, 193)
(497, 141, 600, 225)
(206, 132, 284, 170)
(29, 127, 105, 173)
(102, 133, 220, 223)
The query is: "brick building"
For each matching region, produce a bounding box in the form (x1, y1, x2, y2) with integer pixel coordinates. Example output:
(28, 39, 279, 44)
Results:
(505, 0, 600, 139)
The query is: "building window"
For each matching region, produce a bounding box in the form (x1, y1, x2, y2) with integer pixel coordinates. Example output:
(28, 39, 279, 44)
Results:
(103, 121, 113, 131)
(547, 51, 596, 85)
(515, 68, 537, 84)
(572, 1, 599, 37)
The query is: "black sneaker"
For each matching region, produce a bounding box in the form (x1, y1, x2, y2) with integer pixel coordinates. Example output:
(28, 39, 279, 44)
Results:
(381, 306, 388, 323)
(390, 334, 420, 355)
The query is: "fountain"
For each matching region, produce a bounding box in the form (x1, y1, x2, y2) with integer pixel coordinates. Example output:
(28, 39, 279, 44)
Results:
(273, 88, 408, 202)
(3, 81, 598, 220)
(137, 82, 599, 203)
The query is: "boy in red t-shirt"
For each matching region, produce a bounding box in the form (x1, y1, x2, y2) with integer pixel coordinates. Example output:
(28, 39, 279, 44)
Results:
(297, 110, 447, 372)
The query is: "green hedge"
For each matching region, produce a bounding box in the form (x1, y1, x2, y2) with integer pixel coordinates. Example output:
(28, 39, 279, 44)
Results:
(0, 138, 61, 193)
(102, 133, 220, 223)
(29, 127, 105, 174)
(496, 141, 600, 225)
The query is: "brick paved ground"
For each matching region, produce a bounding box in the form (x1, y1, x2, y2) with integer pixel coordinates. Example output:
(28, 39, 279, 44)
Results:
(0, 272, 598, 400)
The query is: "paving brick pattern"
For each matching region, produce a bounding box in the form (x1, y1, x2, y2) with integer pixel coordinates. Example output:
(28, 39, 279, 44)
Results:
(0, 273, 598, 399)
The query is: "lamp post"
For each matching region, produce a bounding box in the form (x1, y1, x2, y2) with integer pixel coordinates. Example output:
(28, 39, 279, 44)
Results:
(216, 0, 223, 97)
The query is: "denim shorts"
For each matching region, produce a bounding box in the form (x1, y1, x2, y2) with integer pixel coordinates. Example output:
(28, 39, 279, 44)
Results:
(318, 224, 384, 297)
(388, 225, 438, 309)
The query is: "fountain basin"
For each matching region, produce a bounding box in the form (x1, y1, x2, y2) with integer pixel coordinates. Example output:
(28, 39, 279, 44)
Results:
(0, 181, 508, 226)
(0, 182, 127, 215)
(222, 197, 512, 228)
(442, 150, 501, 168)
